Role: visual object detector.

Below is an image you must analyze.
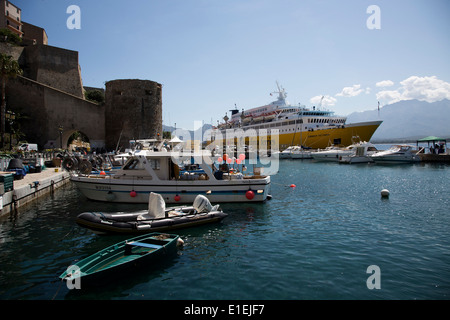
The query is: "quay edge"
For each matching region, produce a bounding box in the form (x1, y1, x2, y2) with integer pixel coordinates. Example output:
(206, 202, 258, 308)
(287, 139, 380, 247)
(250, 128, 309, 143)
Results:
(0, 169, 70, 218)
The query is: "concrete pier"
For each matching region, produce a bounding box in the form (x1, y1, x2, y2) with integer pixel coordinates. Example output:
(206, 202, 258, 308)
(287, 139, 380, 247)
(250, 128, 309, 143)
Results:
(0, 169, 70, 218)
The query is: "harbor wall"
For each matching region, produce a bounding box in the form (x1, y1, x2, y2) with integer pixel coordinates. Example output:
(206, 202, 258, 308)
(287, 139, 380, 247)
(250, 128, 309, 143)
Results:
(0, 170, 70, 218)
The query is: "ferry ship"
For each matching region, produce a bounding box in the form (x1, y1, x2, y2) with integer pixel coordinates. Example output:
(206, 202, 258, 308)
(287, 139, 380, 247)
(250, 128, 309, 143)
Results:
(209, 83, 382, 150)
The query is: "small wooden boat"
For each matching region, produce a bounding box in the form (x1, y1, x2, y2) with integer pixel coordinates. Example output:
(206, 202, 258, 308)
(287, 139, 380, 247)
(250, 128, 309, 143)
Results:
(59, 233, 181, 287)
(76, 193, 228, 235)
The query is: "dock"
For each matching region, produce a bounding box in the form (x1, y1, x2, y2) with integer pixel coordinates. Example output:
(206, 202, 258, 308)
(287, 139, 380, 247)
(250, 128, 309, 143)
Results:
(0, 168, 70, 218)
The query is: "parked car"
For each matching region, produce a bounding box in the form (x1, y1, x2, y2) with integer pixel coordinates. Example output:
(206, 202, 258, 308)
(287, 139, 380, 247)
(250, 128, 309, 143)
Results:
(18, 143, 38, 151)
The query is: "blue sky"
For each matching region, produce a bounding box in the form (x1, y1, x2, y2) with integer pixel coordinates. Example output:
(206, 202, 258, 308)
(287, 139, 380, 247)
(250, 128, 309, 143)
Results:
(14, 0, 450, 129)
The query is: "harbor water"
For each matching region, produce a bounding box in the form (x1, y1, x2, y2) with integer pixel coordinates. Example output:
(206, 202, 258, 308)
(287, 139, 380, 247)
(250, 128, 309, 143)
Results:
(0, 156, 449, 300)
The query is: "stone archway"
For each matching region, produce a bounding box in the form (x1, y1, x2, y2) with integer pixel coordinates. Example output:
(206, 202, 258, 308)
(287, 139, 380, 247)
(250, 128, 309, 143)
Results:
(66, 130, 90, 152)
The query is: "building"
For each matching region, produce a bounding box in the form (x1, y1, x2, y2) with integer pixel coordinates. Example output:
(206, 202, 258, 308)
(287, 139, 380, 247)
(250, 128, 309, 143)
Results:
(22, 21, 48, 45)
(0, 1, 48, 45)
(0, 0, 23, 38)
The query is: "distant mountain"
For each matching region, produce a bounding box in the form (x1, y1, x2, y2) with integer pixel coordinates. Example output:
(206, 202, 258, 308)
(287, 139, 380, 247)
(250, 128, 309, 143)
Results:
(346, 99, 450, 141)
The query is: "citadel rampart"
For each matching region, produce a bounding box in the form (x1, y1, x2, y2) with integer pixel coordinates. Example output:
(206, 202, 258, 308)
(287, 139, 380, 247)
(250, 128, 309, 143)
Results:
(1, 40, 162, 151)
(7, 76, 104, 149)
(22, 44, 84, 98)
(105, 79, 163, 150)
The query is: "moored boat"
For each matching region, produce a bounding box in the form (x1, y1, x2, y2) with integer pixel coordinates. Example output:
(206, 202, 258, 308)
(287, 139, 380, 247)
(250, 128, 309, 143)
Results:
(338, 143, 379, 164)
(369, 144, 423, 163)
(68, 150, 271, 204)
(76, 193, 228, 235)
(59, 232, 181, 287)
(274, 145, 311, 159)
(312, 141, 377, 162)
(208, 82, 382, 150)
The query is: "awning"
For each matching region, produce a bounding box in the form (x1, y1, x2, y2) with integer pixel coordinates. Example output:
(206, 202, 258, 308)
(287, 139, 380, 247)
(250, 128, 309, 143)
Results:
(417, 136, 446, 142)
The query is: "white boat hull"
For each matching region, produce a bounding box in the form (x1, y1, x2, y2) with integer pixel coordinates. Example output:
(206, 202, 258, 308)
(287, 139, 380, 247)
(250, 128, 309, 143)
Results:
(369, 145, 422, 163)
(311, 151, 353, 162)
(290, 152, 312, 159)
(70, 175, 271, 203)
(339, 155, 374, 164)
(370, 155, 420, 163)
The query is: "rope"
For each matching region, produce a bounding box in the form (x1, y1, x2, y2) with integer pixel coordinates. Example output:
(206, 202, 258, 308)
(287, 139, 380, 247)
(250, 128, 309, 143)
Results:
(52, 278, 64, 300)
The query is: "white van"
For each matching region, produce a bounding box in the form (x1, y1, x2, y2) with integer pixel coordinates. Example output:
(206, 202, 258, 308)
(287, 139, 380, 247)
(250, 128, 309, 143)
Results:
(19, 143, 38, 151)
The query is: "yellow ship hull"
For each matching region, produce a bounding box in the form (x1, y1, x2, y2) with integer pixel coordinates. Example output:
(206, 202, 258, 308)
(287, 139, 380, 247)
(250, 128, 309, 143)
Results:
(279, 120, 383, 149)
(211, 120, 383, 150)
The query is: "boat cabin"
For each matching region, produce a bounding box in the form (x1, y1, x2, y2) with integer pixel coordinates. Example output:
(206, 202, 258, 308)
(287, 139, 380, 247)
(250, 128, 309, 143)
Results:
(112, 151, 220, 182)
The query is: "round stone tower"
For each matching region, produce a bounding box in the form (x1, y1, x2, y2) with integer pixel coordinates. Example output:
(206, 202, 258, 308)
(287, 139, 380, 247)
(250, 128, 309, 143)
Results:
(105, 79, 162, 150)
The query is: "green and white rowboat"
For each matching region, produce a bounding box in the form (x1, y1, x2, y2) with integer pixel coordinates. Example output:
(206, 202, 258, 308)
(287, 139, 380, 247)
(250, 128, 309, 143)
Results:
(60, 233, 181, 287)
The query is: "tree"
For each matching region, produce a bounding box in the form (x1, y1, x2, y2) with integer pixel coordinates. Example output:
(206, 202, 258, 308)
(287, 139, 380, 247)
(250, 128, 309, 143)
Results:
(0, 53, 22, 148)
(85, 90, 105, 104)
(0, 28, 22, 45)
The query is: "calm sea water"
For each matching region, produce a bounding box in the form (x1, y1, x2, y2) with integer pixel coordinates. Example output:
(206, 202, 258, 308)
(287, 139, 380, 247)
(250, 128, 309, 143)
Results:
(1, 154, 449, 300)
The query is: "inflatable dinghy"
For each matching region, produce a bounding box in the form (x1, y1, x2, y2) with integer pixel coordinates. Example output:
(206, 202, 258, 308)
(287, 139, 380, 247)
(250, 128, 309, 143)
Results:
(76, 193, 228, 235)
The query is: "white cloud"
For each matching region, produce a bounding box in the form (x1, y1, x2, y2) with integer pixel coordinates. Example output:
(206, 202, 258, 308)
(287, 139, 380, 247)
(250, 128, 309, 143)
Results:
(376, 76, 450, 104)
(336, 84, 363, 97)
(376, 80, 394, 87)
(309, 95, 337, 107)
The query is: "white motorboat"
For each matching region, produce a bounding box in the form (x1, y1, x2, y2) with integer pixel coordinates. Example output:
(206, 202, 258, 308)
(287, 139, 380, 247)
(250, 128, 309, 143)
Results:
(312, 142, 376, 162)
(369, 145, 423, 163)
(67, 150, 271, 204)
(311, 146, 352, 161)
(288, 146, 312, 159)
(339, 144, 379, 164)
(275, 146, 311, 159)
(276, 147, 294, 159)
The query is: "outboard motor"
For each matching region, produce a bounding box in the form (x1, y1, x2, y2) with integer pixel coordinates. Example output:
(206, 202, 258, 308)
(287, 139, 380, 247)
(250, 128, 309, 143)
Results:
(193, 195, 212, 213)
(193, 195, 216, 213)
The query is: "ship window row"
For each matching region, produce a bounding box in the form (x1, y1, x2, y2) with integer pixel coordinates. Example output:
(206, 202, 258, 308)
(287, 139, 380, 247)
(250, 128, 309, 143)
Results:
(244, 107, 268, 116)
(308, 118, 345, 124)
(219, 117, 344, 133)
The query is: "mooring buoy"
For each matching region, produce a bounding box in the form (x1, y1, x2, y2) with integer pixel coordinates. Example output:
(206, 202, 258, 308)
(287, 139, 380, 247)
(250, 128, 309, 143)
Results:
(381, 189, 390, 198)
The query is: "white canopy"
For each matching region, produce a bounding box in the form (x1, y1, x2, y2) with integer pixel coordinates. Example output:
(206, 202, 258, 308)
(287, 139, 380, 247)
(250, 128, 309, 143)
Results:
(169, 136, 183, 143)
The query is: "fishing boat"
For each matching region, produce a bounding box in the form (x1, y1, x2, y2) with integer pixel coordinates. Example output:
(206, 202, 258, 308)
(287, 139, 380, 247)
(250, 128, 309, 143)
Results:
(68, 150, 271, 204)
(369, 145, 423, 163)
(59, 233, 181, 287)
(208, 82, 382, 150)
(76, 193, 228, 235)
